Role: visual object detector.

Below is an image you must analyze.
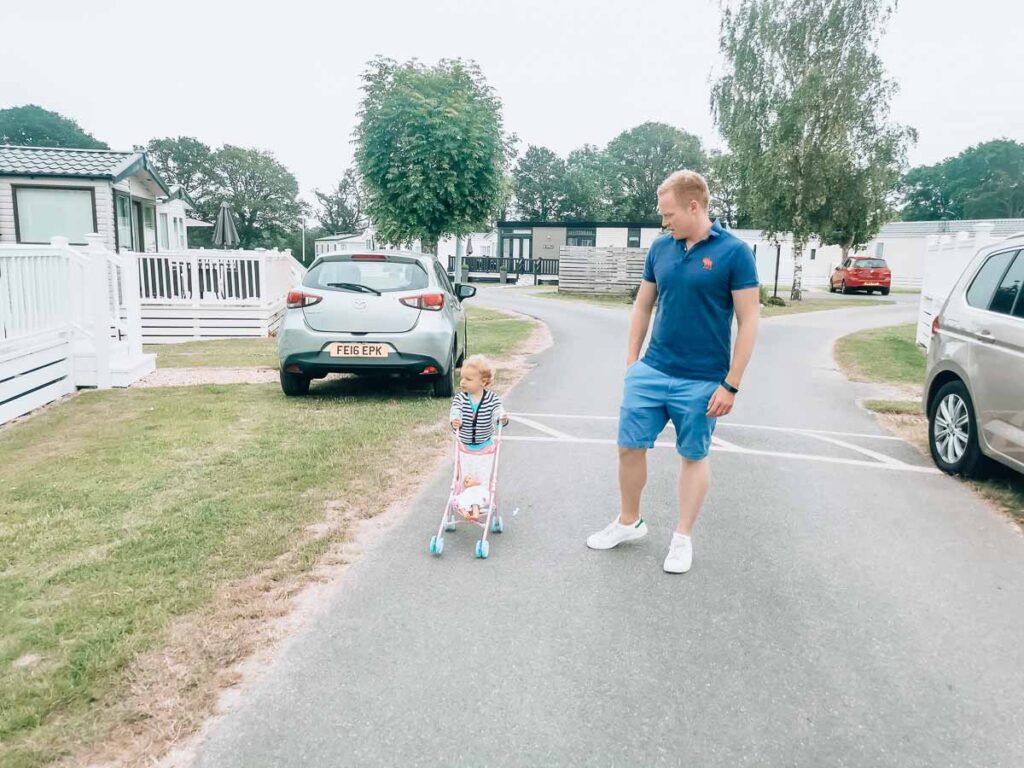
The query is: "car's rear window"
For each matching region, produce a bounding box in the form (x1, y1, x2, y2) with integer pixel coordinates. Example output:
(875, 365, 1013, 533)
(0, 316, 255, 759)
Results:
(852, 259, 888, 269)
(304, 258, 429, 293)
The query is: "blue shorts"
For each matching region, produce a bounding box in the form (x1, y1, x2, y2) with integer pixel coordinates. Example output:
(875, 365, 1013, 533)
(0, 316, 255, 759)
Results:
(617, 361, 719, 460)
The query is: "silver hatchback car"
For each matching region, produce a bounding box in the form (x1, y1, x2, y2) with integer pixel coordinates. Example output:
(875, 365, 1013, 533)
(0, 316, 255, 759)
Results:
(924, 233, 1024, 477)
(277, 251, 475, 397)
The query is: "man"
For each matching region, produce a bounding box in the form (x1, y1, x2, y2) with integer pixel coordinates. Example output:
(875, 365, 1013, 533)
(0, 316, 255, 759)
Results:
(586, 170, 760, 573)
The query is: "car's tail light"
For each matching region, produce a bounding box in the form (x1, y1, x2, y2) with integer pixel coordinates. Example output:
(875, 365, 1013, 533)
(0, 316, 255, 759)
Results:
(931, 316, 940, 335)
(400, 293, 445, 311)
(287, 290, 322, 308)
(352, 254, 387, 261)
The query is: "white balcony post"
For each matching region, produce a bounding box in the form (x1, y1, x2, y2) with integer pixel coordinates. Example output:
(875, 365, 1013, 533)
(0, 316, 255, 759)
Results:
(123, 251, 144, 358)
(189, 250, 200, 307)
(83, 233, 112, 389)
(258, 251, 268, 307)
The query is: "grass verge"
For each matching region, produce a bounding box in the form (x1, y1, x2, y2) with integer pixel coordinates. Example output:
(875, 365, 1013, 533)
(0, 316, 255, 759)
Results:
(145, 338, 278, 369)
(0, 307, 538, 767)
(761, 298, 890, 317)
(836, 324, 1024, 528)
(834, 324, 925, 386)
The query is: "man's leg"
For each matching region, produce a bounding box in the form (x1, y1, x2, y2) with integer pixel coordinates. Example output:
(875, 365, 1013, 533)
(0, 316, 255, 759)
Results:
(663, 379, 718, 573)
(618, 447, 648, 525)
(676, 457, 710, 534)
(587, 362, 667, 551)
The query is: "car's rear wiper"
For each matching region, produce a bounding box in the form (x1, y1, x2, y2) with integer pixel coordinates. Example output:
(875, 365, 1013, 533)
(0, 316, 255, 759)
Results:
(327, 282, 382, 296)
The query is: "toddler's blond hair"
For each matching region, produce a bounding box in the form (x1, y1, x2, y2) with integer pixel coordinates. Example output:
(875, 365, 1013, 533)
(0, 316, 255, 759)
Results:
(461, 354, 494, 385)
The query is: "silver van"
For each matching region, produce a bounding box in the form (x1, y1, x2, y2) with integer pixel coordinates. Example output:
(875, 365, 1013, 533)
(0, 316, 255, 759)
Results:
(924, 233, 1024, 477)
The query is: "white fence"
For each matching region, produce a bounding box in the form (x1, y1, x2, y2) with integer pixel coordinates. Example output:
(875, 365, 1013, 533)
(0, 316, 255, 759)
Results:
(558, 246, 647, 294)
(0, 235, 151, 425)
(135, 248, 304, 343)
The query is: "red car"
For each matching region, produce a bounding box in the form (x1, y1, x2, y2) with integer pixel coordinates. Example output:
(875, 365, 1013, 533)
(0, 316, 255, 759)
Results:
(829, 257, 891, 295)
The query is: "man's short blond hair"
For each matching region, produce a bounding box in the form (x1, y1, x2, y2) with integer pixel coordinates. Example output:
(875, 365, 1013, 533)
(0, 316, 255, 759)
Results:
(657, 170, 710, 210)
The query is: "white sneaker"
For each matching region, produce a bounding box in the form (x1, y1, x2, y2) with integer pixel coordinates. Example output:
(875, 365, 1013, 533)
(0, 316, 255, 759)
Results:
(586, 518, 648, 550)
(663, 533, 693, 574)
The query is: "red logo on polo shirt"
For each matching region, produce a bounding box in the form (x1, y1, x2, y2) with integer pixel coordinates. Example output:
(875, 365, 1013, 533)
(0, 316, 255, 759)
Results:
(702, 257, 713, 270)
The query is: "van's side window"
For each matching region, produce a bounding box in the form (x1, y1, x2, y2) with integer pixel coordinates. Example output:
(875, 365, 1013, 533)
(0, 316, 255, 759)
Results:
(966, 250, 1017, 310)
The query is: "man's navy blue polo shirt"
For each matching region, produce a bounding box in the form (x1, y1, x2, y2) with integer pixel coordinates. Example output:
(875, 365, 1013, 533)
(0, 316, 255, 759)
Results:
(641, 219, 759, 383)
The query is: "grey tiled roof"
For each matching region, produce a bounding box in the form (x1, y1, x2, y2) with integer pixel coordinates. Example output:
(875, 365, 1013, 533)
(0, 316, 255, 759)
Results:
(0, 145, 135, 178)
(879, 219, 1024, 238)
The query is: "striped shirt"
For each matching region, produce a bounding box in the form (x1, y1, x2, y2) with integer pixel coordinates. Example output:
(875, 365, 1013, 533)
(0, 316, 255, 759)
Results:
(449, 390, 506, 447)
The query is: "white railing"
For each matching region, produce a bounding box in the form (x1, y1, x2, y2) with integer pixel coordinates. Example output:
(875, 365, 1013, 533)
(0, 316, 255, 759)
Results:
(137, 248, 302, 306)
(0, 235, 148, 423)
(0, 244, 71, 343)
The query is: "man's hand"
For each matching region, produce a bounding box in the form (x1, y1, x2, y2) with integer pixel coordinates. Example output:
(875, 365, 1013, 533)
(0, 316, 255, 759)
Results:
(706, 386, 736, 418)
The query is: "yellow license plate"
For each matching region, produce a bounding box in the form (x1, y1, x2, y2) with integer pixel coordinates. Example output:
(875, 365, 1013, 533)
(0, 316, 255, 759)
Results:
(329, 343, 390, 358)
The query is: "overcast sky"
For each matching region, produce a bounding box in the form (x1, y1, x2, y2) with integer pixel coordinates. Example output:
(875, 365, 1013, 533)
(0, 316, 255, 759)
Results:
(2, 0, 1021, 205)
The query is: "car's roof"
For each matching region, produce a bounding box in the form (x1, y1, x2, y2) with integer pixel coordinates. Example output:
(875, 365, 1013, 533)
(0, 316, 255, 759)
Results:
(314, 250, 435, 264)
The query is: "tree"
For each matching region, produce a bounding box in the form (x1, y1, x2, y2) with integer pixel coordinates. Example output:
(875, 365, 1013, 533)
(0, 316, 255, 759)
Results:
(314, 167, 365, 233)
(144, 137, 218, 209)
(0, 104, 108, 149)
(603, 122, 707, 220)
(209, 146, 306, 250)
(706, 150, 746, 228)
(354, 57, 509, 253)
(901, 139, 1024, 221)
(512, 146, 567, 220)
(562, 145, 610, 220)
(712, 0, 912, 300)
(900, 164, 961, 221)
(818, 130, 908, 260)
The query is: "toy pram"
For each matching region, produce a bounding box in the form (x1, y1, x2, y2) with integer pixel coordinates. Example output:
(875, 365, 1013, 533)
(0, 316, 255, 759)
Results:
(429, 423, 505, 559)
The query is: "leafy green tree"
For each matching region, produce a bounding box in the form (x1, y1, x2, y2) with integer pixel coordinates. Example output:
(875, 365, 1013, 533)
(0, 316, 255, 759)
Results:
(513, 145, 567, 220)
(604, 122, 706, 220)
(209, 146, 306, 249)
(354, 57, 509, 253)
(144, 137, 218, 208)
(0, 104, 108, 149)
(713, 0, 912, 299)
(562, 145, 610, 220)
(901, 139, 1024, 220)
(706, 150, 747, 228)
(314, 167, 365, 233)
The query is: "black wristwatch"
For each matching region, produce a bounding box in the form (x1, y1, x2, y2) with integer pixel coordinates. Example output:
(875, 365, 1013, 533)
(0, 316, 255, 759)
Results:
(721, 381, 740, 394)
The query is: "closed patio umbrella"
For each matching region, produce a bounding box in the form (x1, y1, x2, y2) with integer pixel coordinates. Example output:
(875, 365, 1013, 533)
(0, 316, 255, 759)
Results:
(212, 202, 240, 249)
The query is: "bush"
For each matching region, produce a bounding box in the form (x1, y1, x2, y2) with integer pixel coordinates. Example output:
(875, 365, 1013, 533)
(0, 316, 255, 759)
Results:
(766, 296, 787, 307)
(758, 284, 769, 305)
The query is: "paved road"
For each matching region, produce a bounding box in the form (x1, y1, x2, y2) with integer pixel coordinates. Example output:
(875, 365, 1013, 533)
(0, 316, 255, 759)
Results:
(193, 289, 1024, 768)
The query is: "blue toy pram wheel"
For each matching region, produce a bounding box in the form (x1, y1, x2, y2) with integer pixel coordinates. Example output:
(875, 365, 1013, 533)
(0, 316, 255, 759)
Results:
(430, 535, 444, 556)
(475, 539, 490, 559)
(490, 515, 504, 534)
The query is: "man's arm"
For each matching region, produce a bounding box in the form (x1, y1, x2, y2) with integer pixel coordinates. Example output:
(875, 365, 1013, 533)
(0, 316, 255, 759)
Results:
(626, 280, 658, 365)
(707, 286, 760, 417)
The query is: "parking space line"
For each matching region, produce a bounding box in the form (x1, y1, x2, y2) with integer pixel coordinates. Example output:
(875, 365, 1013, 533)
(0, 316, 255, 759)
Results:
(795, 431, 908, 467)
(500, 434, 941, 474)
(511, 412, 905, 442)
(512, 416, 574, 440)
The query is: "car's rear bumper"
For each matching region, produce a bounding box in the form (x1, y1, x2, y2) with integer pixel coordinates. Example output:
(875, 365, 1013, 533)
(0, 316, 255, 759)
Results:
(846, 277, 891, 288)
(276, 307, 455, 377)
(280, 349, 446, 377)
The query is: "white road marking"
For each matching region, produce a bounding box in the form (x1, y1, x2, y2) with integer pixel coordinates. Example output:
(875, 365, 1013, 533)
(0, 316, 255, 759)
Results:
(511, 412, 905, 442)
(500, 435, 941, 474)
(796, 431, 908, 467)
(711, 435, 743, 450)
(513, 416, 574, 440)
